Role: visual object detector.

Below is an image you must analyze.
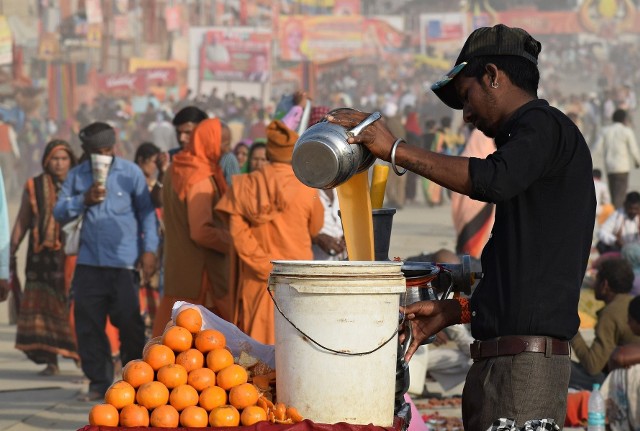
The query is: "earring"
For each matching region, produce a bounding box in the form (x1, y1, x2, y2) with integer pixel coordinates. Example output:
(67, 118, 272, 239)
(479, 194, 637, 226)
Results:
(491, 81, 499, 89)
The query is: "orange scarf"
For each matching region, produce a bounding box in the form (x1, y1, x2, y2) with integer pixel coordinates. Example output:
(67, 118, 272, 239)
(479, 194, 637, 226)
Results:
(171, 118, 227, 200)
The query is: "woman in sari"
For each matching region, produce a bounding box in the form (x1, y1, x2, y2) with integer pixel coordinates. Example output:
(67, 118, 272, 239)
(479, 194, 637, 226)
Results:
(10, 140, 79, 375)
(450, 128, 496, 258)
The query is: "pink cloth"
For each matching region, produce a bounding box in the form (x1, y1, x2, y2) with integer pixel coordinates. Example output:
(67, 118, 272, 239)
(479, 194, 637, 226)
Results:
(404, 394, 428, 431)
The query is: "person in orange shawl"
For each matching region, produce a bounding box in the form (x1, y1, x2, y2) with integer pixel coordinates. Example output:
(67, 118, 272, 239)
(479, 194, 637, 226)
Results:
(152, 118, 231, 337)
(216, 120, 324, 345)
(450, 127, 496, 258)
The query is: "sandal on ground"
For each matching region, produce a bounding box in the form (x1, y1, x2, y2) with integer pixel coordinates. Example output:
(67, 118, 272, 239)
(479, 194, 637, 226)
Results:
(76, 391, 104, 402)
(38, 364, 59, 376)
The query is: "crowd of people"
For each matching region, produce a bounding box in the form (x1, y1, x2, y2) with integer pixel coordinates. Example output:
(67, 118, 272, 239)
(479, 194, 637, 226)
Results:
(2, 22, 640, 430)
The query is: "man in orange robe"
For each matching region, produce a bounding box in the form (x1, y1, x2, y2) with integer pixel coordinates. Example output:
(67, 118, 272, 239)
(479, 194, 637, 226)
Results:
(216, 120, 324, 345)
(152, 118, 231, 337)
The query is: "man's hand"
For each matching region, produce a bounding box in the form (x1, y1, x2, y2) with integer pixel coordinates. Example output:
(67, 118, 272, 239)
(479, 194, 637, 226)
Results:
(399, 299, 462, 362)
(140, 252, 157, 282)
(326, 108, 398, 162)
(84, 184, 106, 206)
(0, 279, 10, 302)
(313, 233, 346, 256)
(157, 152, 170, 174)
(293, 91, 309, 107)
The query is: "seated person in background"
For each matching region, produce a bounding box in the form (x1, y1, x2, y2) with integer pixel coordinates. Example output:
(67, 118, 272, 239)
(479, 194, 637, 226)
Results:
(597, 191, 640, 255)
(621, 242, 640, 297)
(428, 323, 474, 393)
(570, 258, 640, 390)
(600, 296, 640, 431)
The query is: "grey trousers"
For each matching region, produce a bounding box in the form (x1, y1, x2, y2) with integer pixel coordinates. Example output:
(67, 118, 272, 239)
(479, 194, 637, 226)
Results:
(608, 172, 629, 209)
(462, 352, 571, 431)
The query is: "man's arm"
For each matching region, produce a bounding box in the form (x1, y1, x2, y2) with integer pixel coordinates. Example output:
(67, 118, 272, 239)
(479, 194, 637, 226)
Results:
(131, 166, 158, 282)
(598, 211, 620, 245)
(626, 128, 640, 168)
(187, 179, 230, 254)
(571, 310, 620, 375)
(53, 169, 86, 224)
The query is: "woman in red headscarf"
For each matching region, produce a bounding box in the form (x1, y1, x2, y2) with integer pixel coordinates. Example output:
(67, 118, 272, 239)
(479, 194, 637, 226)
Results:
(11, 140, 80, 375)
(152, 118, 231, 336)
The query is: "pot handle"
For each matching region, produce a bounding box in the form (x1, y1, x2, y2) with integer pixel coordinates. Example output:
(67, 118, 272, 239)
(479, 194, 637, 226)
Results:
(349, 111, 382, 137)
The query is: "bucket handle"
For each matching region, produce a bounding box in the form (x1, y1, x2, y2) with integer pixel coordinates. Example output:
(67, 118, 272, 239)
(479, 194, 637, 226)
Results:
(268, 286, 398, 356)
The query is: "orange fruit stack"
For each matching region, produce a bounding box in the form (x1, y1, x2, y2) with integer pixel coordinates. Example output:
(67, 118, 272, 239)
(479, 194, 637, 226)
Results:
(88, 306, 304, 428)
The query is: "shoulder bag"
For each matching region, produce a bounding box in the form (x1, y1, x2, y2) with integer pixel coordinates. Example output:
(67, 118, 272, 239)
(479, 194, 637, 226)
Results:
(62, 214, 84, 255)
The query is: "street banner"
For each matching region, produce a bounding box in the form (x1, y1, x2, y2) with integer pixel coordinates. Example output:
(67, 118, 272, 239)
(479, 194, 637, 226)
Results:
(0, 16, 13, 66)
(113, 14, 131, 40)
(199, 28, 271, 82)
(165, 5, 182, 31)
(334, 0, 360, 15)
(86, 0, 103, 24)
(138, 68, 178, 86)
(97, 72, 147, 94)
(278, 16, 404, 62)
(420, 13, 467, 42)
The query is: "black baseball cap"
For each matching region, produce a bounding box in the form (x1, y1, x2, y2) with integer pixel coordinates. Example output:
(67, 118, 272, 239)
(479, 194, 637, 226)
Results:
(431, 24, 542, 110)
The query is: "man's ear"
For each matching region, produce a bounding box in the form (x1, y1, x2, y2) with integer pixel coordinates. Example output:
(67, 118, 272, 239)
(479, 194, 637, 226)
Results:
(484, 63, 499, 85)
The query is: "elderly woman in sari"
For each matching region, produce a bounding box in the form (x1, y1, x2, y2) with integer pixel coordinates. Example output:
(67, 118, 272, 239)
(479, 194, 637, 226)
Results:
(151, 118, 231, 337)
(10, 140, 80, 376)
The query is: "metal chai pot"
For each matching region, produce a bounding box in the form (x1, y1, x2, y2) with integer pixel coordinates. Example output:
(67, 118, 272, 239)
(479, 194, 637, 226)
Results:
(291, 110, 381, 189)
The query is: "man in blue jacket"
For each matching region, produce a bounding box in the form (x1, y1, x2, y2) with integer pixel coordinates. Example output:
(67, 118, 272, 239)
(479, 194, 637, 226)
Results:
(54, 122, 159, 401)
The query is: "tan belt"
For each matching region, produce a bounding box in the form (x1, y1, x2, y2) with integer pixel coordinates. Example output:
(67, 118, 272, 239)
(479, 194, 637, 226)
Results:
(470, 335, 570, 360)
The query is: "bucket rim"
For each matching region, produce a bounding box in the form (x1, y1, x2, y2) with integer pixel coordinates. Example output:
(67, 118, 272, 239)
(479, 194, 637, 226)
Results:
(271, 260, 402, 266)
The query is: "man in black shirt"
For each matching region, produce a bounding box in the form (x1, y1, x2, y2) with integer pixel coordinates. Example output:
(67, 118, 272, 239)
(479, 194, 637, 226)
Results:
(328, 24, 595, 430)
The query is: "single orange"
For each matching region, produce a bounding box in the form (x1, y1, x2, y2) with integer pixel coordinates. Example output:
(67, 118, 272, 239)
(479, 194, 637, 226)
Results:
(162, 325, 193, 352)
(206, 348, 234, 372)
(143, 343, 175, 371)
(194, 329, 226, 353)
(136, 381, 170, 410)
(209, 404, 240, 427)
(175, 348, 205, 373)
(157, 363, 188, 389)
(175, 307, 203, 333)
(169, 384, 200, 411)
(104, 380, 135, 410)
(229, 382, 260, 410)
(180, 405, 209, 427)
(187, 368, 216, 391)
(216, 364, 248, 390)
(89, 403, 119, 426)
(150, 404, 180, 428)
(199, 385, 228, 411)
(142, 337, 162, 358)
(119, 404, 149, 427)
(122, 359, 154, 388)
(240, 405, 268, 426)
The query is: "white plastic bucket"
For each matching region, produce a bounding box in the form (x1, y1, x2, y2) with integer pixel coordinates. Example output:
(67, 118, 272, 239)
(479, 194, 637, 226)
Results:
(269, 260, 405, 426)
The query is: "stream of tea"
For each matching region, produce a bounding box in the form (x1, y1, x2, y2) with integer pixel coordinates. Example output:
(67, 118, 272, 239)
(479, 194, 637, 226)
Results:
(336, 165, 389, 261)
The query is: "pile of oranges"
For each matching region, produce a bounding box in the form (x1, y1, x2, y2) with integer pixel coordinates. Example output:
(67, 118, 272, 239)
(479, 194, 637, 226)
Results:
(89, 307, 303, 428)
